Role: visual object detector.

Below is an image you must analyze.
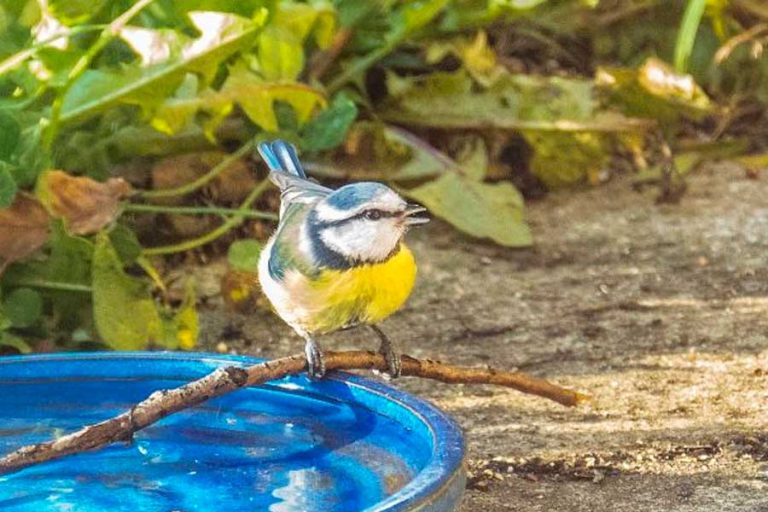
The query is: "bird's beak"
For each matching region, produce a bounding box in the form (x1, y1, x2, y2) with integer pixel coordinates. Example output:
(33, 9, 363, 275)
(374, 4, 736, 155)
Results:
(403, 203, 429, 226)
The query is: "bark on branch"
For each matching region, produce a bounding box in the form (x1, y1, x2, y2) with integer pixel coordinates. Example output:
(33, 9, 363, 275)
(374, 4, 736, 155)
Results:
(0, 351, 588, 475)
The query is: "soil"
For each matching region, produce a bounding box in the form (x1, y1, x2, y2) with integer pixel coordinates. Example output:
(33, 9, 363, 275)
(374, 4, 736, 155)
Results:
(196, 161, 768, 511)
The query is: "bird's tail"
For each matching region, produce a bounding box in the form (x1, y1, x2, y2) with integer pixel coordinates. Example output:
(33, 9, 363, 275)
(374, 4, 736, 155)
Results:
(257, 140, 307, 179)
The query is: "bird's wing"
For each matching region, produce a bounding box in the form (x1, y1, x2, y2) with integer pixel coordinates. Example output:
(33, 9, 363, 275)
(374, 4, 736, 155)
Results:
(257, 140, 331, 218)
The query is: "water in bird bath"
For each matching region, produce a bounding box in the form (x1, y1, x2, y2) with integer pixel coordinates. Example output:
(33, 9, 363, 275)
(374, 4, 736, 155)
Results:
(0, 354, 464, 512)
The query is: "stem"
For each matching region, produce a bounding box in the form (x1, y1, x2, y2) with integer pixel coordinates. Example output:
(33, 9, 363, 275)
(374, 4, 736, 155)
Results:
(140, 139, 256, 199)
(44, 0, 157, 149)
(7, 280, 92, 293)
(124, 203, 277, 221)
(674, 0, 707, 73)
(326, 44, 394, 94)
(0, 24, 108, 77)
(141, 178, 271, 256)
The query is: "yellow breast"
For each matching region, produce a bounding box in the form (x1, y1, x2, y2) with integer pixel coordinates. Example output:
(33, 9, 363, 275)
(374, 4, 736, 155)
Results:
(297, 244, 417, 334)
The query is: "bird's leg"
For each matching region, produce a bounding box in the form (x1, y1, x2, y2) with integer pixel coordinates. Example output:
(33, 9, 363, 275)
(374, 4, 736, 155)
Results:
(303, 337, 326, 379)
(369, 325, 401, 378)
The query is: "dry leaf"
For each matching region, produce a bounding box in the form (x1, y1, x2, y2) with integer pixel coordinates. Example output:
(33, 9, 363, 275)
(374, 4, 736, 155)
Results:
(37, 171, 133, 235)
(0, 193, 51, 272)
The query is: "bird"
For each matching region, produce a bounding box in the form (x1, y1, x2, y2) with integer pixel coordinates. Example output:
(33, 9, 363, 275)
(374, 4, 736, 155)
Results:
(256, 139, 429, 379)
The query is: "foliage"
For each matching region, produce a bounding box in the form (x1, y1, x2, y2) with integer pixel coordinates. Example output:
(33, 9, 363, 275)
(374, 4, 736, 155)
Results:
(0, 0, 766, 352)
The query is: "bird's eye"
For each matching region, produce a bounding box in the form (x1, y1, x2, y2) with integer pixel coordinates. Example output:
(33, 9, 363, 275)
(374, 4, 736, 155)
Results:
(364, 209, 383, 221)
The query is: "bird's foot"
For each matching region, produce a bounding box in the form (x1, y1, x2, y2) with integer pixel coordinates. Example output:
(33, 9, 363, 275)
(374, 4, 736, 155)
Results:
(370, 325, 401, 379)
(304, 338, 326, 379)
(380, 344, 402, 379)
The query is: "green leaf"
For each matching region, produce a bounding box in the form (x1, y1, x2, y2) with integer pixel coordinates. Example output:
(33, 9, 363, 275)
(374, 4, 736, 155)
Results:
(523, 131, 610, 188)
(61, 11, 265, 126)
(48, 0, 108, 25)
(227, 239, 261, 272)
(404, 172, 532, 247)
(109, 224, 142, 265)
(257, 2, 336, 80)
(234, 77, 326, 132)
(151, 67, 327, 135)
(92, 232, 162, 350)
(597, 58, 712, 124)
(301, 92, 358, 151)
(0, 110, 21, 161)
(12, 121, 48, 188)
(0, 165, 18, 209)
(455, 137, 488, 181)
(393, 0, 450, 38)
(258, 26, 306, 82)
(3, 287, 43, 328)
(383, 70, 649, 132)
(45, 223, 94, 332)
(47, 222, 93, 285)
(0, 302, 10, 331)
(0, 332, 32, 354)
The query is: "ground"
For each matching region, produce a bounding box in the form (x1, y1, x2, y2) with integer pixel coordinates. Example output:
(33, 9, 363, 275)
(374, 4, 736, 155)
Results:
(197, 161, 768, 511)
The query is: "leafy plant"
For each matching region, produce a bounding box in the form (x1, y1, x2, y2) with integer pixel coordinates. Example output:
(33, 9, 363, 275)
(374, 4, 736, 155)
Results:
(0, 0, 764, 352)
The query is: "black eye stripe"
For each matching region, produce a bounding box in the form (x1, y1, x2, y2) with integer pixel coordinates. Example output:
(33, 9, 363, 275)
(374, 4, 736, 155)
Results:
(314, 208, 399, 228)
(362, 209, 396, 220)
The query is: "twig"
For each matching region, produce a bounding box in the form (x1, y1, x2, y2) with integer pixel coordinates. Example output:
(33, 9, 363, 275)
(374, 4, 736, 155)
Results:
(714, 23, 768, 64)
(0, 350, 588, 475)
(307, 28, 353, 82)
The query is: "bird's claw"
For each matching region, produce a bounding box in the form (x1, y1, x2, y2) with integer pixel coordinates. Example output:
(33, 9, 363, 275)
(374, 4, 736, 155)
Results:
(380, 345, 402, 379)
(370, 325, 401, 379)
(304, 338, 326, 379)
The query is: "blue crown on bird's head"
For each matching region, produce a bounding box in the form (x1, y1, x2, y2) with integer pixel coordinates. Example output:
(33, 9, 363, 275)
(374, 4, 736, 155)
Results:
(327, 182, 391, 209)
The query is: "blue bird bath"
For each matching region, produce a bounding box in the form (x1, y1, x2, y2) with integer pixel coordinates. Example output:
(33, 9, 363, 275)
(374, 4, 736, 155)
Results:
(0, 352, 465, 511)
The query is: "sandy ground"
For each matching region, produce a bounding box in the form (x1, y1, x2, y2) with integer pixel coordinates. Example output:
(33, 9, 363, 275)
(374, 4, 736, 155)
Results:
(197, 162, 768, 511)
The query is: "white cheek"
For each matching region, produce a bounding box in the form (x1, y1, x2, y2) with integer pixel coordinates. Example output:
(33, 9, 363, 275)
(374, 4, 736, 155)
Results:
(321, 220, 403, 262)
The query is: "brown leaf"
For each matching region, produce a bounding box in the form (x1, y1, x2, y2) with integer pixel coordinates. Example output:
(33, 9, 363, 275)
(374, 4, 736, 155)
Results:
(0, 193, 51, 273)
(38, 171, 133, 235)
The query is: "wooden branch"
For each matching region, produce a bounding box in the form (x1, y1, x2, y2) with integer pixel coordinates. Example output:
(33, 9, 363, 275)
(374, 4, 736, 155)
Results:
(0, 351, 588, 475)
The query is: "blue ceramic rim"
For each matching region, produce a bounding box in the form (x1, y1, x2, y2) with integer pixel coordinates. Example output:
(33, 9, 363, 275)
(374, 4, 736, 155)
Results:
(0, 351, 465, 512)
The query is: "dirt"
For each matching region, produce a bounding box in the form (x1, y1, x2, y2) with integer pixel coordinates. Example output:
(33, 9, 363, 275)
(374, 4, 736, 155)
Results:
(196, 161, 768, 511)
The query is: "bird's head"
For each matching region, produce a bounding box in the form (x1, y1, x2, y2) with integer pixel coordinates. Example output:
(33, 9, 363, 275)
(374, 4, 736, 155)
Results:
(307, 182, 428, 264)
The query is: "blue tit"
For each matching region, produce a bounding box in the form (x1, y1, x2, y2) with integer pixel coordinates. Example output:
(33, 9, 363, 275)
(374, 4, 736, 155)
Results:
(256, 140, 429, 378)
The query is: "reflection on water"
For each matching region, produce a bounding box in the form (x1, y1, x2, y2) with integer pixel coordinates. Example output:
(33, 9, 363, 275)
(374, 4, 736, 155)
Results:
(271, 468, 335, 511)
(0, 378, 429, 511)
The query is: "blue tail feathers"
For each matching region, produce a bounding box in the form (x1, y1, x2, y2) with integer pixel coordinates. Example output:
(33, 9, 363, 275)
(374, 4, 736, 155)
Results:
(257, 140, 307, 179)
